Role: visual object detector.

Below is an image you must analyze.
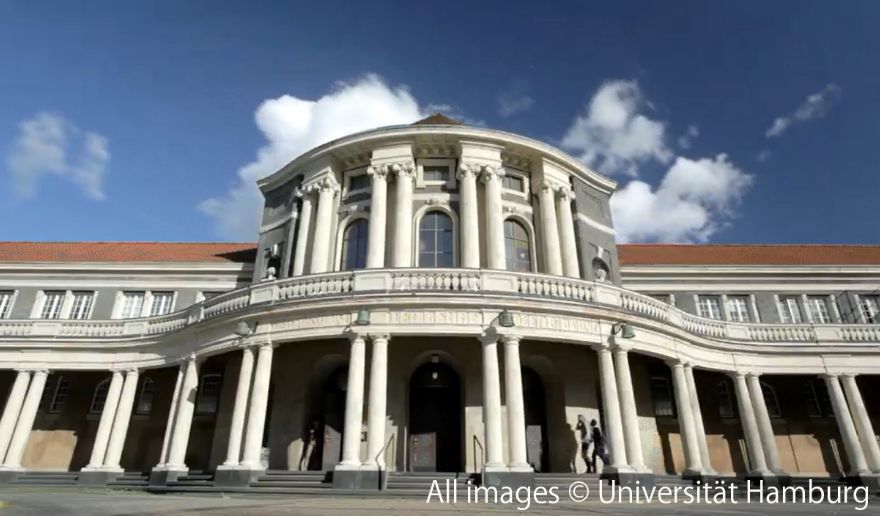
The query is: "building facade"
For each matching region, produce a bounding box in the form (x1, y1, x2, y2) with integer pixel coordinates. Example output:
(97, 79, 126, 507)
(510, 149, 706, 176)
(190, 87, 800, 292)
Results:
(0, 117, 878, 489)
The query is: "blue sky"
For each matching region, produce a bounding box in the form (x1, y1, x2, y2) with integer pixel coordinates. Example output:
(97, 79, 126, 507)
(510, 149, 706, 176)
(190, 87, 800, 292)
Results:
(1, 1, 878, 244)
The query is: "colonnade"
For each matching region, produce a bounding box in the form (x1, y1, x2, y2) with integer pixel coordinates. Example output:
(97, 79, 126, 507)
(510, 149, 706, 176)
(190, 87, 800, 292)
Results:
(287, 161, 582, 277)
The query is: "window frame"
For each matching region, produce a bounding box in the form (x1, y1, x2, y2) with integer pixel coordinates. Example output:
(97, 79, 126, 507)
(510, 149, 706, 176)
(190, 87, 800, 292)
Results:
(417, 210, 456, 268)
(135, 377, 155, 415)
(726, 295, 752, 322)
(343, 169, 370, 197)
(806, 295, 833, 324)
(195, 373, 222, 415)
(697, 295, 723, 320)
(339, 218, 370, 271)
(0, 290, 16, 319)
(500, 169, 530, 199)
(39, 291, 66, 320)
(69, 291, 96, 320)
(503, 218, 534, 273)
(149, 291, 175, 317)
(777, 295, 803, 324)
(857, 294, 880, 324)
(89, 377, 111, 414)
(416, 159, 456, 189)
(48, 376, 70, 414)
(650, 376, 675, 417)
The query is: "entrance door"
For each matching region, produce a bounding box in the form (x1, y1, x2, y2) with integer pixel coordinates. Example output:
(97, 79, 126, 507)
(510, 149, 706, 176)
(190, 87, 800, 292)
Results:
(523, 368, 549, 472)
(317, 367, 346, 470)
(408, 361, 462, 472)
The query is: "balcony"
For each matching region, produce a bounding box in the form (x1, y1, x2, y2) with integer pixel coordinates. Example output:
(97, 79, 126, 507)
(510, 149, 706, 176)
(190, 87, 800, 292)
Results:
(0, 268, 878, 345)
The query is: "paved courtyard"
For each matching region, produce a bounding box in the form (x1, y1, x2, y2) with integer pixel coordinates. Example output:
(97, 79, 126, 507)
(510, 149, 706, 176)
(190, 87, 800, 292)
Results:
(0, 487, 877, 515)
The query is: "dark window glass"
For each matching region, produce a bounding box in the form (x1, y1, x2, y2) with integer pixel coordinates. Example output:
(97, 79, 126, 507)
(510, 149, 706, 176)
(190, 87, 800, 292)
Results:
(502, 175, 525, 192)
(419, 212, 454, 267)
(349, 175, 370, 191)
(650, 377, 675, 417)
(504, 220, 531, 272)
(196, 374, 221, 414)
(423, 166, 449, 182)
(717, 380, 737, 419)
(341, 219, 369, 270)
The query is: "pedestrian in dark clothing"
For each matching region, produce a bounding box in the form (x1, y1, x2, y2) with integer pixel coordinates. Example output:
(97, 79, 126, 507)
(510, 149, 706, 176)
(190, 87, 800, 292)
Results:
(589, 419, 610, 471)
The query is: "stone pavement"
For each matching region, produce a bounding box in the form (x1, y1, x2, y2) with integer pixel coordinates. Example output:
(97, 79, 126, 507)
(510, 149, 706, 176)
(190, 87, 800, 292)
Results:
(0, 486, 877, 515)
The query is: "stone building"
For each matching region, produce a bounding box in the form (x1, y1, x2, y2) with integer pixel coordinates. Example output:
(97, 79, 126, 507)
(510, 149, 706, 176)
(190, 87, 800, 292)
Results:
(0, 116, 878, 490)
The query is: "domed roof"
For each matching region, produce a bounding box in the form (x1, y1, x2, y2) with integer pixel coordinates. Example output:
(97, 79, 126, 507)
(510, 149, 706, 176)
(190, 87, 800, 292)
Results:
(411, 113, 463, 126)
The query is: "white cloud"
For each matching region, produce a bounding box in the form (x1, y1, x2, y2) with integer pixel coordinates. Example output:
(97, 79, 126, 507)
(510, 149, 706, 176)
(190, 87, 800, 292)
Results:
(6, 112, 109, 200)
(677, 125, 699, 149)
(198, 74, 424, 239)
(756, 149, 771, 162)
(610, 154, 753, 243)
(561, 80, 671, 176)
(497, 86, 534, 118)
(765, 83, 841, 138)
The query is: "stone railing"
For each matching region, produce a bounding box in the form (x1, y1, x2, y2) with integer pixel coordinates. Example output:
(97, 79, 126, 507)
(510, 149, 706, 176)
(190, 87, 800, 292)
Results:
(0, 268, 878, 346)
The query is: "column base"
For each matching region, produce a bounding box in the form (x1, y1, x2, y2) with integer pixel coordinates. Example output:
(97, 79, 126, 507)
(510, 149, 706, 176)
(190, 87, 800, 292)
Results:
(845, 473, 880, 493)
(681, 468, 716, 483)
(482, 469, 534, 488)
(600, 467, 651, 487)
(78, 467, 124, 485)
(149, 465, 188, 486)
(214, 465, 263, 488)
(331, 466, 386, 490)
(744, 469, 778, 487)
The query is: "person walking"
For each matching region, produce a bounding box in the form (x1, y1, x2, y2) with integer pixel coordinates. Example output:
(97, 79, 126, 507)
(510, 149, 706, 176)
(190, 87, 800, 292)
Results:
(575, 415, 592, 473)
(589, 419, 610, 472)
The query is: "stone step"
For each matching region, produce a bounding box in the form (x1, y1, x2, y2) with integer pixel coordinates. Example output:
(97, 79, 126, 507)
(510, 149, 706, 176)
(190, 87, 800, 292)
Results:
(250, 480, 331, 488)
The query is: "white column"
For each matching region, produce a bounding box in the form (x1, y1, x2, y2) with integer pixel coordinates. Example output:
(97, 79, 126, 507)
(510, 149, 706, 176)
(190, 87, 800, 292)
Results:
(731, 372, 769, 475)
(841, 374, 880, 473)
(84, 371, 123, 469)
(103, 369, 139, 469)
(596, 345, 628, 469)
(166, 358, 199, 470)
(457, 164, 480, 268)
(366, 166, 388, 268)
(364, 334, 389, 468)
(555, 187, 580, 278)
(613, 347, 645, 471)
(746, 374, 783, 473)
(338, 334, 366, 468)
(241, 342, 274, 469)
(684, 365, 714, 474)
(309, 180, 338, 274)
(502, 336, 530, 471)
(0, 371, 32, 463)
(392, 163, 415, 267)
(539, 181, 563, 276)
(481, 166, 506, 270)
(221, 346, 255, 467)
(3, 370, 47, 468)
(157, 363, 184, 466)
(291, 189, 314, 276)
(825, 374, 870, 475)
(670, 361, 702, 474)
(481, 335, 505, 470)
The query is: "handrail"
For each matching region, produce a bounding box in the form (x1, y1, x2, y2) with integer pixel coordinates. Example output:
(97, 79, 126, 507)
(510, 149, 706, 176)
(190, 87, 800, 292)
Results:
(472, 434, 485, 473)
(0, 268, 878, 345)
(375, 432, 395, 491)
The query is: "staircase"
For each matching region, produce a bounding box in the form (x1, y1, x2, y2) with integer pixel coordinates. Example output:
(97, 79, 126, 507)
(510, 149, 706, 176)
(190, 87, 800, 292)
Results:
(166, 472, 215, 489)
(10, 471, 78, 485)
(385, 471, 472, 496)
(106, 471, 150, 489)
(249, 470, 331, 492)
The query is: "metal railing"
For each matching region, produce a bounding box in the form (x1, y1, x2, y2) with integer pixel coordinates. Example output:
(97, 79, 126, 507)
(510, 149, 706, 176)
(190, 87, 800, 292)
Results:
(472, 434, 485, 473)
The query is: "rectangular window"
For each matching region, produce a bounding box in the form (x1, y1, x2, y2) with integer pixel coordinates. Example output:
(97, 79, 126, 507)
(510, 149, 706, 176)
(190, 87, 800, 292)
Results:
(650, 377, 675, 417)
(422, 165, 449, 182)
(778, 296, 803, 324)
(135, 377, 154, 415)
(807, 296, 832, 324)
(69, 291, 95, 320)
(0, 291, 13, 318)
(726, 295, 751, 322)
(196, 373, 221, 414)
(120, 292, 145, 319)
(859, 295, 880, 324)
(697, 295, 723, 320)
(48, 376, 70, 413)
(348, 174, 369, 192)
(149, 292, 174, 316)
(39, 291, 66, 319)
(501, 174, 525, 192)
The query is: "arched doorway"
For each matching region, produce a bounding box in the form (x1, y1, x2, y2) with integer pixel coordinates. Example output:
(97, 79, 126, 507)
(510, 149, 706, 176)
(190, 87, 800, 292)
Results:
(306, 366, 347, 471)
(408, 361, 462, 472)
(523, 367, 549, 472)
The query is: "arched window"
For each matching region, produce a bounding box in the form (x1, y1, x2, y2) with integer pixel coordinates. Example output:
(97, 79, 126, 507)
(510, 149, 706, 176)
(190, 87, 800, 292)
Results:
(504, 219, 531, 272)
(89, 378, 111, 414)
(418, 211, 454, 267)
(340, 219, 368, 270)
(136, 377, 155, 415)
(760, 381, 782, 418)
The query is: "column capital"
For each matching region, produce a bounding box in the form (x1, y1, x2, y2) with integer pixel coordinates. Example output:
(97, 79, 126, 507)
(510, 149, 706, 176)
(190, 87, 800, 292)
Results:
(478, 164, 505, 183)
(612, 343, 632, 354)
(346, 330, 367, 344)
(555, 185, 575, 201)
(840, 372, 858, 380)
(366, 165, 390, 180)
(728, 370, 747, 380)
(307, 177, 340, 194)
(745, 371, 762, 380)
(821, 372, 841, 381)
(389, 161, 416, 179)
(368, 333, 390, 342)
(499, 334, 521, 346)
(666, 358, 687, 369)
(456, 162, 481, 180)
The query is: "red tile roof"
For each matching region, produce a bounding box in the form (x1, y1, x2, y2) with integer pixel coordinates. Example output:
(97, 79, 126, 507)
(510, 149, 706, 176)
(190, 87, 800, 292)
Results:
(0, 242, 879, 266)
(0, 242, 256, 264)
(618, 244, 880, 266)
